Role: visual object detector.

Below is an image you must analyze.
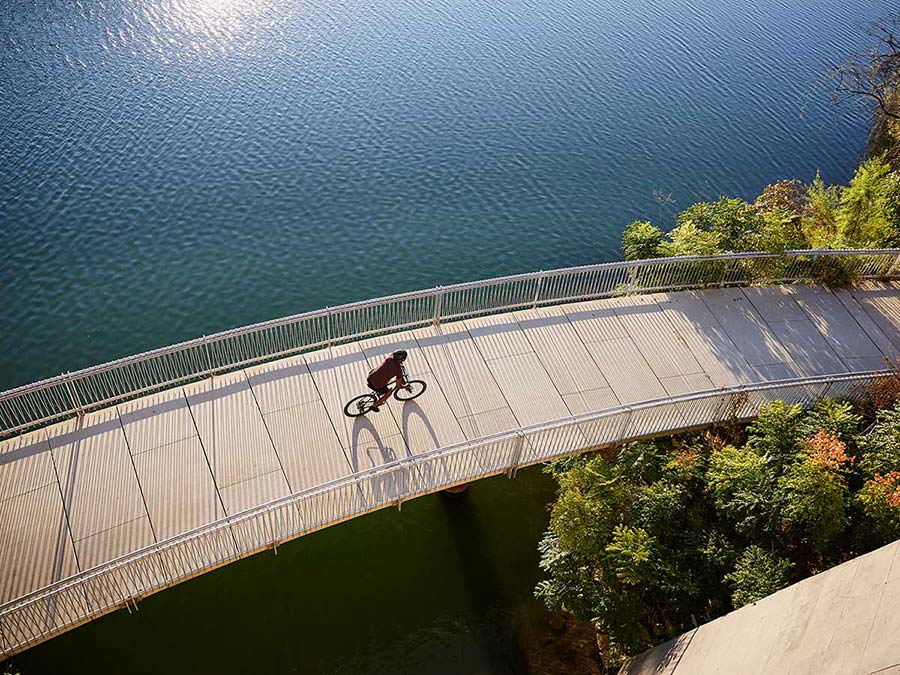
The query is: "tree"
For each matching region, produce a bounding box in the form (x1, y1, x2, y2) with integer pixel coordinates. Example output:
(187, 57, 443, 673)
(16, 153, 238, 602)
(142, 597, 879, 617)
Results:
(725, 546, 793, 608)
(801, 172, 843, 247)
(857, 402, 900, 478)
(837, 155, 900, 246)
(857, 472, 900, 541)
(778, 459, 848, 558)
(831, 17, 900, 162)
(798, 398, 861, 443)
(745, 400, 805, 465)
(750, 180, 808, 252)
(706, 445, 779, 537)
(673, 198, 763, 251)
(622, 220, 664, 260)
(658, 221, 723, 257)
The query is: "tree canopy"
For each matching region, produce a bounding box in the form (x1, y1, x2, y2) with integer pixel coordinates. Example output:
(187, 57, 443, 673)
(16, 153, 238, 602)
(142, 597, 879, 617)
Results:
(536, 397, 900, 667)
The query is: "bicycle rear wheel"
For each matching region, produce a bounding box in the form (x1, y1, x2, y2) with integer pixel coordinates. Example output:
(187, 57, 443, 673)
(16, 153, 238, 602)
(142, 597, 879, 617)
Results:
(394, 380, 427, 401)
(344, 393, 377, 417)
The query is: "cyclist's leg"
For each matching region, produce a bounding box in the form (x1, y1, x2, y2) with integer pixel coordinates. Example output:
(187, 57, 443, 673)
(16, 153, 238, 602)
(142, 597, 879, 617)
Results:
(368, 382, 392, 409)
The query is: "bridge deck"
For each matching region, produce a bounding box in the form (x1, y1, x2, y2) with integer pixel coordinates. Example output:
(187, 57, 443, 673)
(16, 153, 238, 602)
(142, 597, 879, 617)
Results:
(3, 282, 900, 619)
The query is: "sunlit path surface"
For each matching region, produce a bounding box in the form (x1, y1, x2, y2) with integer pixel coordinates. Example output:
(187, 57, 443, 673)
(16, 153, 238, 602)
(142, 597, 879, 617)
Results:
(621, 539, 900, 675)
(3, 279, 900, 655)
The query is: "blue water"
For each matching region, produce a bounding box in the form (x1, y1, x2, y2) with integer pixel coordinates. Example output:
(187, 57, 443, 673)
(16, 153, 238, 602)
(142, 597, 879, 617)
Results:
(0, 0, 887, 391)
(0, 1, 891, 672)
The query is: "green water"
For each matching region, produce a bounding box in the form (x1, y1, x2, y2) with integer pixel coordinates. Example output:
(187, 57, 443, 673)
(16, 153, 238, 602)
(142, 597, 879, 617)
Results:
(14, 469, 558, 674)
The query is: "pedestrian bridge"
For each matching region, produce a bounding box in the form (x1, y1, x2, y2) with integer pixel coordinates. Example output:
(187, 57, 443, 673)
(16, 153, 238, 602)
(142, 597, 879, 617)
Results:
(3, 250, 900, 657)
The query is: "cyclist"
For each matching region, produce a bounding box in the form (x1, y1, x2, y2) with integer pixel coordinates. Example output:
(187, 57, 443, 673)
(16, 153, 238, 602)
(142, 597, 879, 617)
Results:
(366, 350, 409, 413)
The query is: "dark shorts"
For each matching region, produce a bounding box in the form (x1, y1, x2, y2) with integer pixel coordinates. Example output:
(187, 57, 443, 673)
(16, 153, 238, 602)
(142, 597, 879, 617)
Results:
(367, 378, 390, 396)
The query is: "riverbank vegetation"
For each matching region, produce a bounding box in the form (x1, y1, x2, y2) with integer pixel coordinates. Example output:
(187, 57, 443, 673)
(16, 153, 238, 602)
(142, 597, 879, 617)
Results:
(535, 387, 900, 667)
(622, 15, 900, 262)
(622, 156, 900, 259)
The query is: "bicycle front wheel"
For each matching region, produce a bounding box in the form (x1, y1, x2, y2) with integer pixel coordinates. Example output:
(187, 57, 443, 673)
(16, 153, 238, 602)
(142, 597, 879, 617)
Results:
(344, 393, 377, 417)
(394, 380, 427, 401)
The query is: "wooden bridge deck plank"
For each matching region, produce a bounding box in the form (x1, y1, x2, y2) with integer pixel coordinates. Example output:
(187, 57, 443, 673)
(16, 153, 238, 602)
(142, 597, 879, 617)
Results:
(606, 294, 705, 380)
(583, 337, 667, 405)
(116, 388, 226, 554)
(786, 285, 884, 365)
(183, 371, 287, 498)
(513, 305, 611, 396)
(46, 410, 154, 569)
(655, 290, 756, 387)
(131, 437, 224, 541)
(833, 286, 900, 359)
(413, 323, 512, 420)
(699, 288, 793, 368)
(0, 483, 79, 605)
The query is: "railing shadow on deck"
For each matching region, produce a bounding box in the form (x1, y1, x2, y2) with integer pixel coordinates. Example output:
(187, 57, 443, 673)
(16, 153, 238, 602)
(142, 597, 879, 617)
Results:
(0, 369, 891, 658)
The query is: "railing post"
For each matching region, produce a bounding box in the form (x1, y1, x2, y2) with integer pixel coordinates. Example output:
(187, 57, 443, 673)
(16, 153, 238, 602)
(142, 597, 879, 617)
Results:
(63, 374, 84, 417)
(616, 407, 634, 445)
(507, 433, 525, 478)
(628, 266, 637, 295)
(433, 288, 443, 326)
(326, 308, 333, 348)
(532, 272, 545, 309)
(201, 336, 213, 375)
(394, 463, 408, 510)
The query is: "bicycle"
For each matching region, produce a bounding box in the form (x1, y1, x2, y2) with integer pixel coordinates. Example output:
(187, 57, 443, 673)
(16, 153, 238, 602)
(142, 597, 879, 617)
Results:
(343, 365, 427, 417)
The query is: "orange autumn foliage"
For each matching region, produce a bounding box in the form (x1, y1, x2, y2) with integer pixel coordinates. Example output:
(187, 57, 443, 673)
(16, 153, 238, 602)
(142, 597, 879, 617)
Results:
(806, 429, 854, 472)
(872, 472, 900, 508)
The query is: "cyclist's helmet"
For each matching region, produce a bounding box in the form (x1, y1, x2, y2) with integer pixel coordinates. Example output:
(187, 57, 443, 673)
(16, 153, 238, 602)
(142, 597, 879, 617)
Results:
(392, 350, 408, 361)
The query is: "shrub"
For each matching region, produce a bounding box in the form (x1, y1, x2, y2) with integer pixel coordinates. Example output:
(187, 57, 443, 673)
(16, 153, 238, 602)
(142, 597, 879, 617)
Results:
(725, 546, 793, 608)
(857, 402, 900, 478)
(857, 472, 900, 541)
(622, 220, 664, 260)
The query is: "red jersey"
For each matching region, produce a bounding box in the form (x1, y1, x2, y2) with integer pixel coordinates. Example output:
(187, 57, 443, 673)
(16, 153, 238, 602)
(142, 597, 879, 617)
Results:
(367, 358, 404, 389)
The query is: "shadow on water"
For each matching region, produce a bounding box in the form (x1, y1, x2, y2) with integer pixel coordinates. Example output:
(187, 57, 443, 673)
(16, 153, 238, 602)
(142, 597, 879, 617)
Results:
(438, 489, 532, 675)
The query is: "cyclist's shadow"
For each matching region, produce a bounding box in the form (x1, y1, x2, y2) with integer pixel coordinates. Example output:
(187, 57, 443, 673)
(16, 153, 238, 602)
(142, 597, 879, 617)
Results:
(349, 416, 403, 504)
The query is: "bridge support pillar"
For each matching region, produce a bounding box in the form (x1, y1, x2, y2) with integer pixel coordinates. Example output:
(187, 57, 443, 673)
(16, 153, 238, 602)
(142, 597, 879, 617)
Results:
(443, 483, 469, 494)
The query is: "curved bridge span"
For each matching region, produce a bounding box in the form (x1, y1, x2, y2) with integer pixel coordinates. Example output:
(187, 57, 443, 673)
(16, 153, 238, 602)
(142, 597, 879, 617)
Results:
(3, 250, 900, 656)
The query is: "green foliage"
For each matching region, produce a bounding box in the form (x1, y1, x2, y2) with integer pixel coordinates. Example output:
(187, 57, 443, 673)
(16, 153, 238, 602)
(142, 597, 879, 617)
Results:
(838, 156, 900, 247)
(675, 198, 762, 250)
(857, 402, 900, 478)
(622, 220, 664, 260)
(725, 546, 793, 608)
(856, 473, 900, 541)
(802, 172, 843, 248)
(605, 525, 655, 585)
(537, 396, 900, 666)
(751, 180, 807, 253)
(617, 161, 900, 261)
(778, 459, 848, 555)
(658, 221, 723, 256)
(745, 401, 805, 464)
(706, 445, 778, 536)
(798, 398, 862, 442)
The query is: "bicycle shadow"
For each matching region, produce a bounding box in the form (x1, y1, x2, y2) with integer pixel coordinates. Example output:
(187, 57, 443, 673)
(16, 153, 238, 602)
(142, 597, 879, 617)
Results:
(348, 415, 406, 506)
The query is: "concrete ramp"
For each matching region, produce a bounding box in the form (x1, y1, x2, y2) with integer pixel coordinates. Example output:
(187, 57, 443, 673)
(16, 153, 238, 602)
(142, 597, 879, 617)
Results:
(620, 539, 900, 675)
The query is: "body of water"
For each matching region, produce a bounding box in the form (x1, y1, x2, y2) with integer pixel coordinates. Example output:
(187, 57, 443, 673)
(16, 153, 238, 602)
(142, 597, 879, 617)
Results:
(0, 0, 891, 672)
(0, 0, 889, 390)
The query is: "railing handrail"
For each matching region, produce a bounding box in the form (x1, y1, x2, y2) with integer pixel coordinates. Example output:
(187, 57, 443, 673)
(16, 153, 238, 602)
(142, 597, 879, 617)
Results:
(2, 248, 899, 437)
(0, 369, 889, 618)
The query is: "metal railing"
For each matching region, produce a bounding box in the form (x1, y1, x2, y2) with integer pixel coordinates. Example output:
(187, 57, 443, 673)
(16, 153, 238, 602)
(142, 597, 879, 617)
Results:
(2, 249, 898, 438)
(0, 370, 892, 657)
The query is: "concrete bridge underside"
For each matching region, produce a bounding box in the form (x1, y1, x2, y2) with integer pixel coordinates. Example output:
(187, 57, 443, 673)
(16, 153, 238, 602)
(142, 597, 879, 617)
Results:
(3, 281, 900, 652)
